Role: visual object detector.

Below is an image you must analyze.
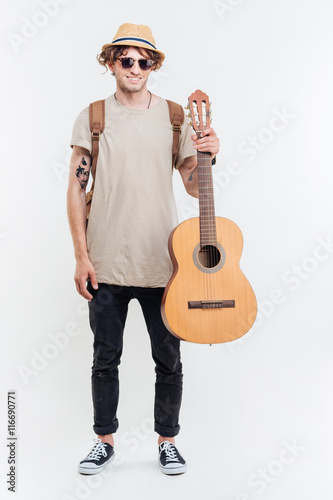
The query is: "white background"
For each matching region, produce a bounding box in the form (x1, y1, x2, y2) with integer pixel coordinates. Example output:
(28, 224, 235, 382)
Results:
(1, 0, 333, 499)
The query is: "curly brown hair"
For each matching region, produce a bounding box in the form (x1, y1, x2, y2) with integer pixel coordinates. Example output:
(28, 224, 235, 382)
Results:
(96, 45, 163, 74)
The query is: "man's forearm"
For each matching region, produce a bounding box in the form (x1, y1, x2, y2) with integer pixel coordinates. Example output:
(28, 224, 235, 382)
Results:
(67, 150, 92, 261)
(67, 189, 88, 260)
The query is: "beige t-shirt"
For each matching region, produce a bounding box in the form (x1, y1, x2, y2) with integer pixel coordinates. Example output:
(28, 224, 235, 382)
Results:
(70, 94, 196, 287)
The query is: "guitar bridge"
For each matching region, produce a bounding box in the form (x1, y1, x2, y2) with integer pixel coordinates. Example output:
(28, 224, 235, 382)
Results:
(188, 300, 235, 309)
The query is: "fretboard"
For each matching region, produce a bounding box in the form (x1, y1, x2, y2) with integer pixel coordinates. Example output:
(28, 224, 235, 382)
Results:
(197, 149, 216, 246)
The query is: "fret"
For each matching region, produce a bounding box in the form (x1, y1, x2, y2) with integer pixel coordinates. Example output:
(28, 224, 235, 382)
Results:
(189, 99, 217, 248)
(198, 154, 216, 244)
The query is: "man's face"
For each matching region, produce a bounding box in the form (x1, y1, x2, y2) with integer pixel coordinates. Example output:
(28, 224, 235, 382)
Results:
(109, 46, 153, 94)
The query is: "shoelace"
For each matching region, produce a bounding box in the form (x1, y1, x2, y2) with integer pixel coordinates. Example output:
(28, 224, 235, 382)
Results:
(87, 438, 108, 460)
(160, 442, 179, 462)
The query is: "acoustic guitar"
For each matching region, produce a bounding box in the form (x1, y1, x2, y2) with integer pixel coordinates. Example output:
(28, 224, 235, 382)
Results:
(161, 90, 257, 344)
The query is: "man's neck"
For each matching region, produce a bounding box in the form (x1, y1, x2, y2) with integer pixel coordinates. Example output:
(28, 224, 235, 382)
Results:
(114, 87, 158, 110)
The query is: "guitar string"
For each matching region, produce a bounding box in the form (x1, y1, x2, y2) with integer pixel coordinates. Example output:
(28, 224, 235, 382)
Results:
(198, 138, 205, 303)
(207, 154, 215, 304)
(196, 109, 208, 308)
(197, 107, 216, 313)
(206, 157, 213, 304)
(209, 155, 216, 305)
(201, 150, 208, 302)
(198, 138, 208, 305)
(199, 148, 216, 305)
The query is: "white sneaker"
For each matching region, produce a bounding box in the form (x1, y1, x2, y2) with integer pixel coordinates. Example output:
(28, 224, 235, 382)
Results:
(78, 438, 115, 475)
(158, 441, 187, 475)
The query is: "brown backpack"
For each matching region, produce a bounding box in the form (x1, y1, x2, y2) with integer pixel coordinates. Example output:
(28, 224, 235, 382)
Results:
(86, 98, 184, 220)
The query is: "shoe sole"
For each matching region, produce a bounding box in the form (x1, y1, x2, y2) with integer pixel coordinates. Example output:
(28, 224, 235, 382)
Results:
(78, 453, 115, 475)
(159, 463, 187, 475)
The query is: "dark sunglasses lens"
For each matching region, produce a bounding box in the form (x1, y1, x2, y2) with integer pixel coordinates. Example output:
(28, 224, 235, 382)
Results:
(138, 59, 153, 70)
(120, 58, 153, 70)
(120, 58, 134, 69)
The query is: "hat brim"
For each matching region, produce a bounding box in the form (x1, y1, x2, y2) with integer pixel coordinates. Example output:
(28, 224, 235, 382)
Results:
(102, 39, 165, 62)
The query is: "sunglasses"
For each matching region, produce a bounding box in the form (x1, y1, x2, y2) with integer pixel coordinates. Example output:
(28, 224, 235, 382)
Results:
(117, 57, 154, 71)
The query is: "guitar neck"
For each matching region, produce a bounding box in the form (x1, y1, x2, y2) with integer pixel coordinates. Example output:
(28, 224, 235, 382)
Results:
(197, 146, 216, 247)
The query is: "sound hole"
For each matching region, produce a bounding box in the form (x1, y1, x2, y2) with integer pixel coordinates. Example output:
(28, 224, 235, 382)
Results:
(198, 245, 221, 269)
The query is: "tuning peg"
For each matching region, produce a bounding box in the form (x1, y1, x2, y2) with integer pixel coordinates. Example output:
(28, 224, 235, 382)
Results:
(184, 103, 190, 110)
(186, 112, 192, 119)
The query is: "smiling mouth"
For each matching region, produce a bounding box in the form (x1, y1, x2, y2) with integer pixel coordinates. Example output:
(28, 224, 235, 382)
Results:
(126, 77, 141, 83)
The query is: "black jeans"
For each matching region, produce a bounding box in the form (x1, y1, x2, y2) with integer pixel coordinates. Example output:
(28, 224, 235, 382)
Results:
(87, 283, 183, 438)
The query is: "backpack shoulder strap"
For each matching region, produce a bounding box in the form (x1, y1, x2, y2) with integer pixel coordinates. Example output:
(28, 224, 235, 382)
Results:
(166, 99, 184, 167)
(89, 99, 105, 180)
(86, 99, 105, 220)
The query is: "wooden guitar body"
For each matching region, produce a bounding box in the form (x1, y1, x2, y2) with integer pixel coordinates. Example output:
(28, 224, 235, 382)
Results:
(161, 89, 257, 344)
(161, 216, 257, 344)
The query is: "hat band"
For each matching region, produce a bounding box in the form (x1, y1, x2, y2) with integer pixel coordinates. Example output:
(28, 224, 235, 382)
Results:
(111, 36, 157, 50)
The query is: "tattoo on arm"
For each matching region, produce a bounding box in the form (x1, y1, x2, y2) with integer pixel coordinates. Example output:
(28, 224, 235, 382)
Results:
(188, 167, 197, 182)
(75, 157, 90, 189)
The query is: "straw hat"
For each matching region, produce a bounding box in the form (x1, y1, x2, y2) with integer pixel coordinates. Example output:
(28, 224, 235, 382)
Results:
(102, 23, 165, 61)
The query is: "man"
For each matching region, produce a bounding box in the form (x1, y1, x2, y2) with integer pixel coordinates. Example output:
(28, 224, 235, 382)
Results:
(67, 23, 220, 476)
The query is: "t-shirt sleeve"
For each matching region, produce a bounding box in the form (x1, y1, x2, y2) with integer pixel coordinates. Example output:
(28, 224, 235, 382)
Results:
(70, 106, 92, 154)
(174, 120, 196, 169)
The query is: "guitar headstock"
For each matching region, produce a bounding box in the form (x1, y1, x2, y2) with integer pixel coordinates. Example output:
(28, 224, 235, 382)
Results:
(185, 90, 211, 137)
